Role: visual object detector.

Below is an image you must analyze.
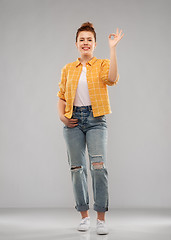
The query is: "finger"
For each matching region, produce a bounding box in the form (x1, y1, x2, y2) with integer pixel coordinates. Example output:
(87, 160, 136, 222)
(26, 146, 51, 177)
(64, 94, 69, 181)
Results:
(116, 28, 119, 35)
(120, 33, 124, 39)
(109, 33, 115, 38)
(69, 121, 78, 125)
(69, 123, 78, 128)
(70, 118, 78, 122)
(69, 123, 78, 126)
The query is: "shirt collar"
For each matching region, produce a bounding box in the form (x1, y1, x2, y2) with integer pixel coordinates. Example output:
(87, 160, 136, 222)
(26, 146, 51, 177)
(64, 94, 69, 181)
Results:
(75, 56, 97, 67)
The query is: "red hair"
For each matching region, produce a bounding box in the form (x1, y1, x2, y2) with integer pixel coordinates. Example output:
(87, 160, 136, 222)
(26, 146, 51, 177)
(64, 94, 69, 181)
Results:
(76, 22, 96, 42)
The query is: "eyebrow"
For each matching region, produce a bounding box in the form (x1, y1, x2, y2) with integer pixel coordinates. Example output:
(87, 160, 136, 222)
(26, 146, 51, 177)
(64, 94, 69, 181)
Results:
(79, 37, 92, 39)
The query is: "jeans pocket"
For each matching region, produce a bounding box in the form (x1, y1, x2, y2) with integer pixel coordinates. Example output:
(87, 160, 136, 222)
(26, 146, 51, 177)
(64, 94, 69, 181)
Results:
(95, 115, 106, 121)
(94, 115, 107, 128)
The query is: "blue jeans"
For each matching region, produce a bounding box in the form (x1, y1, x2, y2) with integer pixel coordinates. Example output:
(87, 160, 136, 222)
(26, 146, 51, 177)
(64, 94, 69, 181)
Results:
(63, 105, 109, 212)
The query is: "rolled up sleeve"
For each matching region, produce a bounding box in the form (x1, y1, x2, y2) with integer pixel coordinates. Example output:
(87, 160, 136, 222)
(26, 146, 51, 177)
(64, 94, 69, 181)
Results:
(57, 65, 67, 101)
(100, 59, 119, 86)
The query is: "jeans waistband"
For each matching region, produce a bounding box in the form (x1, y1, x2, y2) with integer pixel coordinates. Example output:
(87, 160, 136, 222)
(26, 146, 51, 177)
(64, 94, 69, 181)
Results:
(73, 105, 92, 112)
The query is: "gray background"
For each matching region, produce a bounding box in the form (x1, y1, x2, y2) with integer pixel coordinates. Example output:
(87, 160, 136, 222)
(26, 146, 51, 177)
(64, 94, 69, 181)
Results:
(0, 0, 170, 208)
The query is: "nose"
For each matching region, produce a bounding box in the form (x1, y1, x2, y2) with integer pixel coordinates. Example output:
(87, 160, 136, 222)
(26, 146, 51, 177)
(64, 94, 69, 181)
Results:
(83, 39, 88, 44)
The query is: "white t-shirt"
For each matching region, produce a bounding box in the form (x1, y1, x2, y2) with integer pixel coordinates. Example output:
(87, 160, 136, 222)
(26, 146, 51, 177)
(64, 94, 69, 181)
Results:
(73, 66, 91, 106)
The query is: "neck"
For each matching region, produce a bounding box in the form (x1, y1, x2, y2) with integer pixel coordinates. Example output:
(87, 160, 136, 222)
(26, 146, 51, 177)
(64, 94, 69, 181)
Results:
(79, 55, 94, 64)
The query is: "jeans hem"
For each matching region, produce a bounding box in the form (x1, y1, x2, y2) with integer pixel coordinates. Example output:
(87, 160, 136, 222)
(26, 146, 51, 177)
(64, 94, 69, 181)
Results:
(93, 204, 108, 212)
(75, 204, 89, 212)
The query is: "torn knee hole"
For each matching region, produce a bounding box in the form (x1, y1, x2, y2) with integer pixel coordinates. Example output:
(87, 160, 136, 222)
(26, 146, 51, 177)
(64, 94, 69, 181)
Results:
(92, 162, 104, 169)
(71, 166, 82, 170)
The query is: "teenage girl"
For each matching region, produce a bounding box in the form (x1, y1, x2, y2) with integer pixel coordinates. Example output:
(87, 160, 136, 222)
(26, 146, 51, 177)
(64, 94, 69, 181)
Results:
(57, 22, 124, 235)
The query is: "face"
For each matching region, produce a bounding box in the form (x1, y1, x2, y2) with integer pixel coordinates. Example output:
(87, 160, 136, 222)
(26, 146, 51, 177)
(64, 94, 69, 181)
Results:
(75, 31, 96, 56)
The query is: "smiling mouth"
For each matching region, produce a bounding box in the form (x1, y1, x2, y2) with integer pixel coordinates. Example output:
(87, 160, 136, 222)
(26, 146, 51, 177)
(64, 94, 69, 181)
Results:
(82, 47, 90, 50)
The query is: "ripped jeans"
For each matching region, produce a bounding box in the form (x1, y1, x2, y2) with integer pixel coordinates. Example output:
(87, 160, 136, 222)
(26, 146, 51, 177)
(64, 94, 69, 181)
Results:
(63, 105, 109, 212)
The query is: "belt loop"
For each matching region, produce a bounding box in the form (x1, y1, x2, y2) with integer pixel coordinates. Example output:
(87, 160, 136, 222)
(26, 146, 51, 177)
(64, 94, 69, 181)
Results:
(73, 105, 92, 112)
(73, 106, 77, 112)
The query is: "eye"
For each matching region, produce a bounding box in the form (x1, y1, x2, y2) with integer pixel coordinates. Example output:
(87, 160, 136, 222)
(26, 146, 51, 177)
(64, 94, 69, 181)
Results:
(89, 40, 92, 41)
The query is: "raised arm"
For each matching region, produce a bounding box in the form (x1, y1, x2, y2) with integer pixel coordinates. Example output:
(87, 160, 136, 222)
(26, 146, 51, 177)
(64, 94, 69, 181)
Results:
(108, 28, 124, 82)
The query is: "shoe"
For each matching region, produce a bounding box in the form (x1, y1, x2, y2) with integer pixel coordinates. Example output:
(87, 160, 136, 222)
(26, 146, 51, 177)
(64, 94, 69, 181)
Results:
(77, 217, 90, 231)
(96, 219, 109, 235)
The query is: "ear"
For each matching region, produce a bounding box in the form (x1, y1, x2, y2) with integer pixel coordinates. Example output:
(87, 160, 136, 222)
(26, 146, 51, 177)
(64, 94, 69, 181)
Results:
(75, 42, 78, 48)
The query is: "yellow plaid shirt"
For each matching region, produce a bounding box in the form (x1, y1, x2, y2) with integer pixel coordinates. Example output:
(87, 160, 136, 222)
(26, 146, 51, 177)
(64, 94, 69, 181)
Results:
(57, 56, 119, 118)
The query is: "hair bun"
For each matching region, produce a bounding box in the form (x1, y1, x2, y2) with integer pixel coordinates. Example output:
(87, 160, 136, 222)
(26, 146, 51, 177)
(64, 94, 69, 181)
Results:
(81, 22, 94, 29)
(76, 21, 96, 42)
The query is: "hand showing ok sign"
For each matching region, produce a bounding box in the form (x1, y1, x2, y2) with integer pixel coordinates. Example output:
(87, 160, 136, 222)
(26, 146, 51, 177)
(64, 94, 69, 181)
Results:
(108, 28, 124, 49)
